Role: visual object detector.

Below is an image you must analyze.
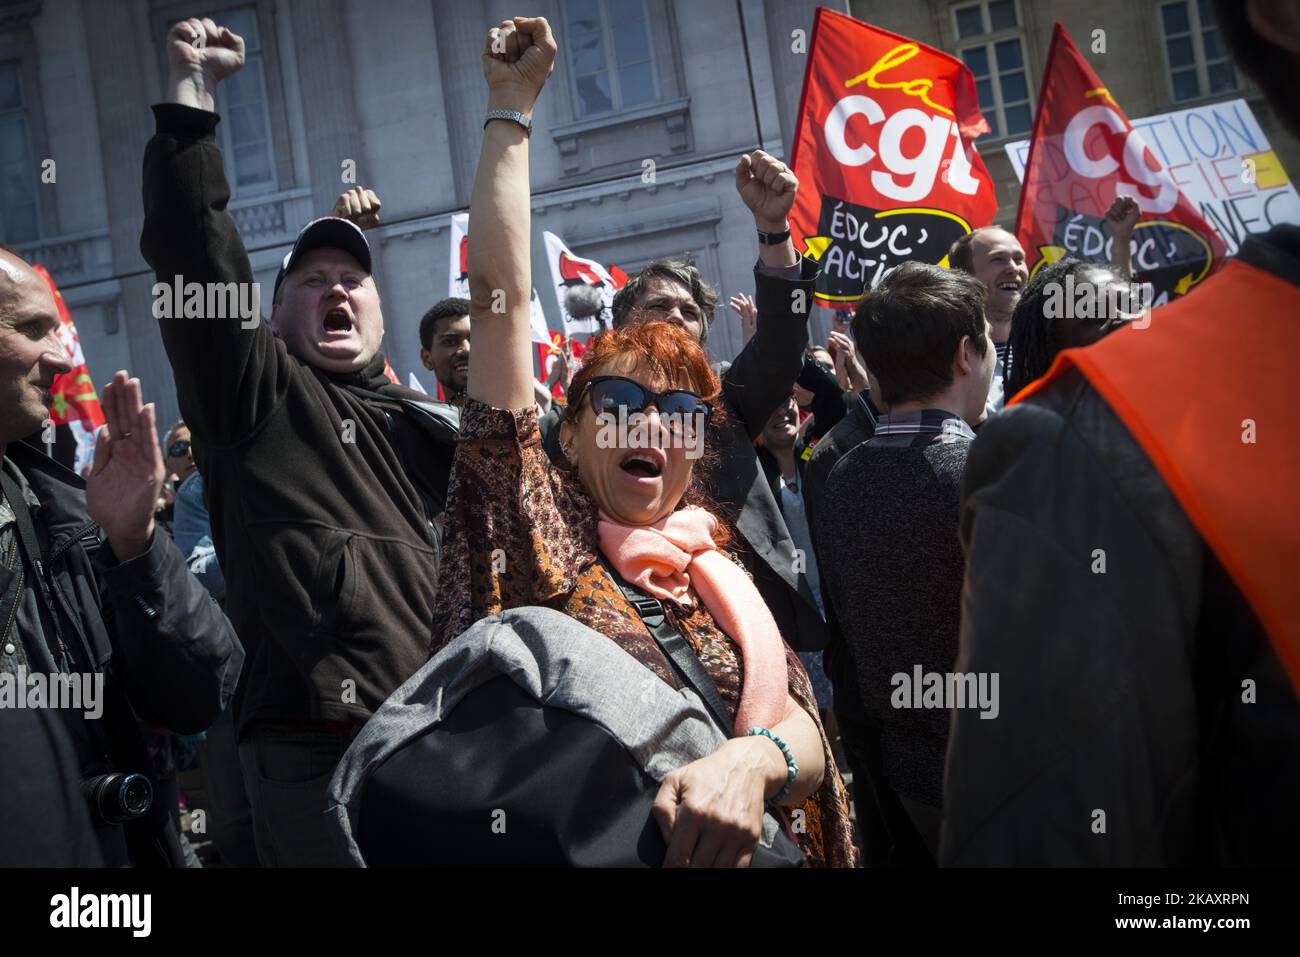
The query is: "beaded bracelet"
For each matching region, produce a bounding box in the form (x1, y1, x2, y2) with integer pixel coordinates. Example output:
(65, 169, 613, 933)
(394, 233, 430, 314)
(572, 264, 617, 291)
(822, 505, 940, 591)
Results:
(746, 727, 798, 804)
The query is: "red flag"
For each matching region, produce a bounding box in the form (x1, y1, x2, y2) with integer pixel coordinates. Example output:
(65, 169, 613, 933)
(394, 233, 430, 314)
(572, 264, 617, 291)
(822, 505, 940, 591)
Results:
(789, 8, 998, 306)
(381, 355, 400, 384)
(1015, 23, 1226, 302)
(537, 331, 586, 399)
(33, 265, 105, 473)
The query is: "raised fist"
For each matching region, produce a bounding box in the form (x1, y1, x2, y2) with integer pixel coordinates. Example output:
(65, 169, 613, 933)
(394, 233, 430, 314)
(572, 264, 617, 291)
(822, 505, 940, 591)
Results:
(166, 18, 244, 110)
(333, 187, 382, 230)
(482, 16, 557, 114)
(735, 150, 798, 233)
(168, 18, 245, 84)
(1105, 195, 1141, 237)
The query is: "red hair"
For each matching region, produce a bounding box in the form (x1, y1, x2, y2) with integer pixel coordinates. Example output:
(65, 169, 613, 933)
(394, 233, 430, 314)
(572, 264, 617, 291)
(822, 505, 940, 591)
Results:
(561, 320, 732, 547)
(563, 319, 720, 409)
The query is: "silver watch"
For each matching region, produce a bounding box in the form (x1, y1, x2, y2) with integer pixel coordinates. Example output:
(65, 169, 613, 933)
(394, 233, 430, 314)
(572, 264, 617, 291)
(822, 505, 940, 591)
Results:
(484, 109, 532, 135)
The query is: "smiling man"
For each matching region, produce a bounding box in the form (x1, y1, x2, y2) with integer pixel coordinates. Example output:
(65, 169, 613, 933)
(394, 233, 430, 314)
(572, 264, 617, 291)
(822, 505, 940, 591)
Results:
(140, 16, 458, 866)
(948, 226, 1027, 416)
(418, 297, 471, 406)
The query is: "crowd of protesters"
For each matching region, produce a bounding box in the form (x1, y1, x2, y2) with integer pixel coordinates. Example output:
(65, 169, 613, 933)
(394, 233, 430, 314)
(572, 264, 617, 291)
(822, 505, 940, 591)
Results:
(0, 0, 1297, 869)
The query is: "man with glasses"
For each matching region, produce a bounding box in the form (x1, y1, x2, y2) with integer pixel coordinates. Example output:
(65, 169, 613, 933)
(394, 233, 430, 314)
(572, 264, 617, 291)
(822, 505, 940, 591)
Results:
(162, 421, 196, 486)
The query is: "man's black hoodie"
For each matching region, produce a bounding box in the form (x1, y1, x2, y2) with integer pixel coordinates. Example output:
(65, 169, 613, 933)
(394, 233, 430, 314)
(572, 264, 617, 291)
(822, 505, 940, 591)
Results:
(141, 104, 452, 733)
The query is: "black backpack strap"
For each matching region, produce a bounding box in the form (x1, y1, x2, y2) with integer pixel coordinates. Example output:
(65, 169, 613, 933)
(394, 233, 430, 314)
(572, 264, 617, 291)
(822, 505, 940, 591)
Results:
(1, 468, 49, 591)
(598, 556, 734, 734)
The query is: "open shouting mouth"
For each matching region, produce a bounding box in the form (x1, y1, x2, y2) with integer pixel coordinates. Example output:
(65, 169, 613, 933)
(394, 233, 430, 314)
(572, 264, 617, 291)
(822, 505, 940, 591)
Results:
(620, 449, 665, 480)
(323, 307, 354, 335)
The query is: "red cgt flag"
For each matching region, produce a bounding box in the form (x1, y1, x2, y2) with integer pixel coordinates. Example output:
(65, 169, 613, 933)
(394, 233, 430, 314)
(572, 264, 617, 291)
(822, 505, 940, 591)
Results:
(1015, 23, 1227, 303)
(790, 8, 998, 306)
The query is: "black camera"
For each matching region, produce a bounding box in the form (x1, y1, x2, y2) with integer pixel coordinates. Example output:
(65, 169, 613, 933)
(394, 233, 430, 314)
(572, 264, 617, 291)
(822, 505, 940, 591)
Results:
(83, 772, 153, 825)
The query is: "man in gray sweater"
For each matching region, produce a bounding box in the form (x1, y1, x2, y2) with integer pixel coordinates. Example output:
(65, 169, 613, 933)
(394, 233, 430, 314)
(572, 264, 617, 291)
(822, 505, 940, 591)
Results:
(815, 262, 993, 860)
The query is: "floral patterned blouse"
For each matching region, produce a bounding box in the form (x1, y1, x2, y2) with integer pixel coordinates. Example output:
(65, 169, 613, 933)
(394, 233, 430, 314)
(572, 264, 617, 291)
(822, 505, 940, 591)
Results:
(430, 399, 858, 868)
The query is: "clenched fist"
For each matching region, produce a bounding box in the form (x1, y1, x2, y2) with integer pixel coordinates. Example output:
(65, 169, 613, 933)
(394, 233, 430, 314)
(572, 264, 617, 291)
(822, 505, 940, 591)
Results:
(482, 16, 557, 115)
(333, 187, 382, 231)
(735, 150, 798, 233)
(1105, 195, 1141, 238)
(167, 17, 245, 111)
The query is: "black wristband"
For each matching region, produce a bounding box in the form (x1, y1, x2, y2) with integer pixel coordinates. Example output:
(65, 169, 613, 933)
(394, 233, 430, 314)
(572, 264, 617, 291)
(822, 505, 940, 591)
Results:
(757, 227, 791, 245)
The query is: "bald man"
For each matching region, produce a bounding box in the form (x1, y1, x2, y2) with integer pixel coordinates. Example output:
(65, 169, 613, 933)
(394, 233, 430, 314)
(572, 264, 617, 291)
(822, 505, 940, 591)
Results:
(0, 245, 240, 866)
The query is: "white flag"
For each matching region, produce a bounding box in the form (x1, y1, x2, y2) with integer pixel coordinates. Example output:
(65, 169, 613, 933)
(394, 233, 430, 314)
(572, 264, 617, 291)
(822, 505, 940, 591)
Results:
(453, 210, 550, 344)
(449, 212, 469, 299)
(543, 231, 617, 338)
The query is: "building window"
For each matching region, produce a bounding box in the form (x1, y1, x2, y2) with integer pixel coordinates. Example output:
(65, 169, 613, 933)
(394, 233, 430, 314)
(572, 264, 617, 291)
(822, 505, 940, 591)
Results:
(565, 0, 658, 117)
(212, 6, 276, 193)
(1160, 0, 1238, 102)
(0, 60, 39, 243)
(953, 0, 1031, 139)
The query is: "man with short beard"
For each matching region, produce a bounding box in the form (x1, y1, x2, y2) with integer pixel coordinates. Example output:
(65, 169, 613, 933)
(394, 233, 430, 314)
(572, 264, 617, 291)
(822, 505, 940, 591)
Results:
(419, 298, 471, 407)
(140, 16, 456, 866)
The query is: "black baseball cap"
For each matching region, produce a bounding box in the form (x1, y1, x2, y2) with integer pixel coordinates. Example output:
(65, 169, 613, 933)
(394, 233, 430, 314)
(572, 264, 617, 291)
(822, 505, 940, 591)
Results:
(272, 217, 373, 303)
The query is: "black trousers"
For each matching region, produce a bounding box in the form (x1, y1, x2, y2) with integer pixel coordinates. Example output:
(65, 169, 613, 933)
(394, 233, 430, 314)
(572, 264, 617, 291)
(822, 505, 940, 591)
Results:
(199, 706, 259, 867)
(237, 724, 356, 867)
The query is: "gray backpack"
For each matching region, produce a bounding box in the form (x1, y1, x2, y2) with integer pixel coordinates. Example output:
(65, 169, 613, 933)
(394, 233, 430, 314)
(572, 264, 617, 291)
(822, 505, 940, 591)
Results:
(328, 606, 803, 866)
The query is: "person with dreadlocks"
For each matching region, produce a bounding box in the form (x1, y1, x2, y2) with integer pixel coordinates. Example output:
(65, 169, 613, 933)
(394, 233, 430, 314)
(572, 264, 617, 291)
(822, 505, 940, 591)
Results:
(1002, 257, 1135, 399)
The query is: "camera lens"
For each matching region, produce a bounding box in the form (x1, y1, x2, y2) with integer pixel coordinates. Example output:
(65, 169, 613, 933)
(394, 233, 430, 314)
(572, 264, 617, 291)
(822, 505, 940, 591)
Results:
(84, 773, 153, 825)
(119, 775, 152, 816)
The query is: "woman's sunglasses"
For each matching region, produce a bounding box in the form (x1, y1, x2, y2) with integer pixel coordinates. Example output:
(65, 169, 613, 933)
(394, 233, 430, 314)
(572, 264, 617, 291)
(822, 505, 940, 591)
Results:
(167, 439, 191, 459)
(577, 376, 713, 425)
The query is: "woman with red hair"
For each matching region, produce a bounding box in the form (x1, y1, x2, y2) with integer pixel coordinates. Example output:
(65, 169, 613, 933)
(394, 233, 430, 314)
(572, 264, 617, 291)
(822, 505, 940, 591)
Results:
(430, 15, 854, 867)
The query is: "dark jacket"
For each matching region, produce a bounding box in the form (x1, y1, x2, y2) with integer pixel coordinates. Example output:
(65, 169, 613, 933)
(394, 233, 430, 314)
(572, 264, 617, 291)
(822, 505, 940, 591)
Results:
(3, 442, 242, 866)
(793, 354, 848, 460)
(803, 389, 877, 550)
(798, 388, 933, 867)
(817, 431, 971, 809)
(803, 388, 878, 722)
(140, 104, 456, 733)
(712, 259, 828, 652)
(0, 704, 102, 867)
(944, 357, 1300, 865)
(542, 260, 829, 651)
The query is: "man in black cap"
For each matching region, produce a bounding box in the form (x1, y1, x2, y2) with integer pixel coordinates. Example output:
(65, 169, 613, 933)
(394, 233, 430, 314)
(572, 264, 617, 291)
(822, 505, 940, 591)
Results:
(140, 15, 457, 866)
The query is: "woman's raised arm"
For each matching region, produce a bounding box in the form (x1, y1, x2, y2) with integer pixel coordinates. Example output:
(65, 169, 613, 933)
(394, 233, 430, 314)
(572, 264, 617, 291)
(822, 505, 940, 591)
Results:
(466, 16, 556, 411)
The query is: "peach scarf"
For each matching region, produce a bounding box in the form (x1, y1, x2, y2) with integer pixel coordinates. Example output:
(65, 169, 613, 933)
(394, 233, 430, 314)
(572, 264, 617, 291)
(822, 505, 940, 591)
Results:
(597, 506, 787, 734)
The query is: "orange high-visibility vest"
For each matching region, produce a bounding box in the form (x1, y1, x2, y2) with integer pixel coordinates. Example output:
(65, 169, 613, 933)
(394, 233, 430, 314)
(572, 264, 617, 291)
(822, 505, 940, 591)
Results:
(1013, 259, 1300, 695)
